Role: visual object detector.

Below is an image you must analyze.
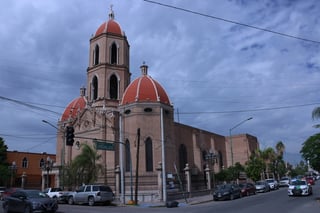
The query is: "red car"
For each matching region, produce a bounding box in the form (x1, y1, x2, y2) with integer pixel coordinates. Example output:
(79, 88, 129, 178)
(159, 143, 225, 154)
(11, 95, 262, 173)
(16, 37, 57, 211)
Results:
(2, 188, 22, 200)
(306, 176, 315, 185)
(239, 182, 256, 196)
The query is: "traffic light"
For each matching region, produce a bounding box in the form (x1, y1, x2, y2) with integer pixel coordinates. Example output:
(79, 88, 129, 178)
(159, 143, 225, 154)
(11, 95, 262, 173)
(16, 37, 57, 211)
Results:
(66, 126, 75, 146)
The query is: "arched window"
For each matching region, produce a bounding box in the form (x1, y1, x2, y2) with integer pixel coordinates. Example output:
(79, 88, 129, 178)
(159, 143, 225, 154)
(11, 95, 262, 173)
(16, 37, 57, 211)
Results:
(179, 144, 187, 172)
(110, 43, 117, 64)
(109, 74, 118, 99)
(94, 44, 99, 65)
(22, 157, 28, 168)
(145, 137, 153, 172)
(40, 158, 45, 168)
(92, 76, 98, 100)
(125, 140, 131, 172)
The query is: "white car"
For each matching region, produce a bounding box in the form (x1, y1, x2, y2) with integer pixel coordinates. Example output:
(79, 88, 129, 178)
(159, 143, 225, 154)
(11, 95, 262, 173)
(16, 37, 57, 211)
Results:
(279, 177, 290, 187)
(288, 180, 312, 196)
(265, 178, 279, 190)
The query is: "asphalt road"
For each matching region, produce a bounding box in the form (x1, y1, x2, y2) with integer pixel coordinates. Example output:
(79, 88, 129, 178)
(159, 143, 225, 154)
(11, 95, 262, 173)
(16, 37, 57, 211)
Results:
(1, 183, 319, 213)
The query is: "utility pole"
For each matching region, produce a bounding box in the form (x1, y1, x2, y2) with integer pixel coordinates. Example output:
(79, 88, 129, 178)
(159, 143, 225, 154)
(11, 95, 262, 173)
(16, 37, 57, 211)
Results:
(134, 128, 140, 205)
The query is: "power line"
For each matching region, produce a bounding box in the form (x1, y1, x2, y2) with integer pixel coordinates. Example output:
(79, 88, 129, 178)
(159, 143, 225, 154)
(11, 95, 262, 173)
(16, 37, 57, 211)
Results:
(143, 0, 320, 44)
(0, 95, 62, 115)
(177, 102, 320, 115)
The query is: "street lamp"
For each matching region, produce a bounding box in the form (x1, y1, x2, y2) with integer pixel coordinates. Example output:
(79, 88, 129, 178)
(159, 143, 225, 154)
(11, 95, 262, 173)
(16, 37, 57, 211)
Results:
(42, 120, 65, 188)
(205, 151, 217, 187)
(229, 117, 253, 166)
(42, 156, 53, 188)
(9, 161, 17, 187)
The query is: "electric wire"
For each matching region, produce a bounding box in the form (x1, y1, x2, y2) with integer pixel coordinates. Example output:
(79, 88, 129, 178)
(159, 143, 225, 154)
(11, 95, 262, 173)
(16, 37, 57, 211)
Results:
(143, 0, 320, 44)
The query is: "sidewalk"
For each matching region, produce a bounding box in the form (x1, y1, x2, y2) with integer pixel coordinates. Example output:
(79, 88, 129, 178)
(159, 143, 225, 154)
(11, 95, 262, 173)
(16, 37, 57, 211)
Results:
(116, 194, 213, 208)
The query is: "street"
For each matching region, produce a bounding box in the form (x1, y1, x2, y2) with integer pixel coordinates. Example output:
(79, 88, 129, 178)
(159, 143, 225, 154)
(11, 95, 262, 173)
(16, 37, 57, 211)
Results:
(1, 184, 320, 213)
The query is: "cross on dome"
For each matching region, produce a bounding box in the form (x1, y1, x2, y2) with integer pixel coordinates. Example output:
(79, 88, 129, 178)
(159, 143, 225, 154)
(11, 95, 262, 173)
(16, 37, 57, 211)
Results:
(109, 4, 115, 20)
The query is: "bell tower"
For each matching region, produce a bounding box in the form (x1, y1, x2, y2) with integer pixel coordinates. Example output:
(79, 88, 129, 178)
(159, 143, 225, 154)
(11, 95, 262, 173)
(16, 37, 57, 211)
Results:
(87, 6, 131, 109)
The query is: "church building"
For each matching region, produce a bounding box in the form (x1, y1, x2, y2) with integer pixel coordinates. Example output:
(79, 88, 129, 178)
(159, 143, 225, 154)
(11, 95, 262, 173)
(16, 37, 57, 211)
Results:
(54, 7, 259, 202)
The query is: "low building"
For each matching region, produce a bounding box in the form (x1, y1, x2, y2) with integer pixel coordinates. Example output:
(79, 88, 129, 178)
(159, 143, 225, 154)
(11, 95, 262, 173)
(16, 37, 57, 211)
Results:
(6, 151, 56, 190)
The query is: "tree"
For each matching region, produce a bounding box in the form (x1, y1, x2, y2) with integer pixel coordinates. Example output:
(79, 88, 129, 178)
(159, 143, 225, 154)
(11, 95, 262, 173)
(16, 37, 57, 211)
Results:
(0, 137, 10, 186)
(274, 141, 286, 179)
(300, 133, 320, 171)
(245, 150, 265, 181)
(260, 147, 276, 179)
(70, 144, 103, 185)
(312, 107, 320, 128)
(290, 161, 308, 177)
(275, 141, 285, 158)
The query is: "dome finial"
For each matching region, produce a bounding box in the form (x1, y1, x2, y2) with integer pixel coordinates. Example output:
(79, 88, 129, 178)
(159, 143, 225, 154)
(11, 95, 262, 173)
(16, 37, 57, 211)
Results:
(140, 61, 148, 75)
(109, 4, 115, 20)
(80, 86, 86, 97)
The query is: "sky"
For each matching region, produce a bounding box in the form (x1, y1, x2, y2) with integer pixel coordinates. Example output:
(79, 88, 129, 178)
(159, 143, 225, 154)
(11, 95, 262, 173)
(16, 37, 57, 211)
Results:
(0, 0, 319, 165)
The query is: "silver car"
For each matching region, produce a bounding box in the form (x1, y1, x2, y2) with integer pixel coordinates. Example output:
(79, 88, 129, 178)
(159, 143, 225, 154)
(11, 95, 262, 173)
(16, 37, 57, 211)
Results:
(255, 181, 270, 193)
(68, 185, 114, 206)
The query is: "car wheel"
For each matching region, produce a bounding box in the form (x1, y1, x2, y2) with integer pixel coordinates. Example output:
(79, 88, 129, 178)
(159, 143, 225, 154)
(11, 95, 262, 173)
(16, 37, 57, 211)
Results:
(68, 196, 74, 205)
(24, 205, 31, 213)
(230, 194, 234, 200)
(3, 204, 9, 213)
(88, 197, 95, 206)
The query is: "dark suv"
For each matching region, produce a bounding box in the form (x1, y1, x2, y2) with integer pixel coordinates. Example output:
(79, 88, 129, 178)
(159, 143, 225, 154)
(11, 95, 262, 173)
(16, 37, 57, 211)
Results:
(68, 185, 114, 206)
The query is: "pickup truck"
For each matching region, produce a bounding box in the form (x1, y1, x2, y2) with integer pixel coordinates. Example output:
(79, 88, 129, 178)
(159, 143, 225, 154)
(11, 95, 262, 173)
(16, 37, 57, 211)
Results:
(44, 187, 69, 203)
(67, 184, 114, 206)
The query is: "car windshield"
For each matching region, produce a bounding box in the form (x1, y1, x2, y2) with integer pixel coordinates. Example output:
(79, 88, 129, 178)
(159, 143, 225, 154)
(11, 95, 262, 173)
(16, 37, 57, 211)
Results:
(291, 180, 306, 186)
(215, 184, 232, 190)
(25, 190, 48, 198)
(256, 181, 264, 185)
(266, 179, 274, 183)
(281, 177, 289, 180)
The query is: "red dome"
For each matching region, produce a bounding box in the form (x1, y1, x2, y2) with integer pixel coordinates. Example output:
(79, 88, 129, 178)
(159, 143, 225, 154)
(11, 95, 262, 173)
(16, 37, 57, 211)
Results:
(95, 19, 123, 37)
(121, 65, 170, 106)
(61, 96, 86, 122)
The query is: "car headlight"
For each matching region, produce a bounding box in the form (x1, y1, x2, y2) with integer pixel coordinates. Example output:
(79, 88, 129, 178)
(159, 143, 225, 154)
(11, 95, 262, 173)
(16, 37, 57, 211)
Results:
(32, 202, 41, 208)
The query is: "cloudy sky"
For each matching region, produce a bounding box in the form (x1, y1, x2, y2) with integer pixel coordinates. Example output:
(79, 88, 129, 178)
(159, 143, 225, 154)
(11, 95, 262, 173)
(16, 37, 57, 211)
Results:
(0, 0, 319, 164)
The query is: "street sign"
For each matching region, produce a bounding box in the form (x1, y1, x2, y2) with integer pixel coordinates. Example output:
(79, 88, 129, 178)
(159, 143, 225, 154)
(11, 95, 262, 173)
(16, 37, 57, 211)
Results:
(94, 140, 115, 151)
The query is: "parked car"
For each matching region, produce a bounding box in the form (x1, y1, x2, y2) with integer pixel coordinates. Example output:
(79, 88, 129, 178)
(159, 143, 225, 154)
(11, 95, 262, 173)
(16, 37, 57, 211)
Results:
(1, 188, 23, 200)
(2, 189, 58, 213)
(279, 177, 291, 187)
(288, 179, 312, 196)
(239, 182, 256, 196)
(44, 187, 69, 203)
(255, 181, 270, 193)
(305, 176, 315, 185)
(213, 183, 242, 201)
(0, 186, 6, 200)
(67, 185, 114, 206)
(265, 178, 279, 190)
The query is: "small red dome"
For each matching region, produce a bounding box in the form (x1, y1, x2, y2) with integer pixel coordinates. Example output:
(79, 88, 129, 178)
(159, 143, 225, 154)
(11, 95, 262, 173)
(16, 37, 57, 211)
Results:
(94, 9, 123, 37)
(121, 65, 170, 106)
(61, 96, 86, 122)
(95, 19, 123, 37)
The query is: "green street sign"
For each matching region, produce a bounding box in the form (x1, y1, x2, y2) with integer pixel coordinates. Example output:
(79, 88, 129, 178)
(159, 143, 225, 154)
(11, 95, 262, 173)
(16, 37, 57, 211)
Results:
(94, 140, 115, 151)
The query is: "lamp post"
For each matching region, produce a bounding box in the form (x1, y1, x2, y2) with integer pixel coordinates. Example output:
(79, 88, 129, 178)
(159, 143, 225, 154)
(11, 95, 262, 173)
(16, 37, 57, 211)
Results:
(42, 156, 53, 188)
(205, 151, 217, 187)
(9, 161, 17, 187)
(42, 120, 65, 188)
(229, 117, 253, 166)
